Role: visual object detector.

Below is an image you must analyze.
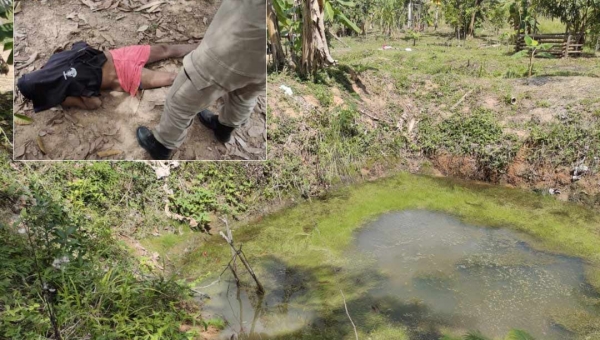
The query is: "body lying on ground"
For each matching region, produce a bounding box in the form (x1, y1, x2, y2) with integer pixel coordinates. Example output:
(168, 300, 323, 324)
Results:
(16, 42, 198, 112)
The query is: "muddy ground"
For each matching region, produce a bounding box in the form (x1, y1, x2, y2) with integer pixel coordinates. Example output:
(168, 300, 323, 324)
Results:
(12, 0, 266, 160)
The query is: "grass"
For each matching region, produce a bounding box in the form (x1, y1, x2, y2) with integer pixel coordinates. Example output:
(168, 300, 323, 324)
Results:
(145, 173, 600, 339)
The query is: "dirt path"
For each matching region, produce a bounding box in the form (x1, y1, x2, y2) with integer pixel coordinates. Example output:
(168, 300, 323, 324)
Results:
(13, 0, 266, 160)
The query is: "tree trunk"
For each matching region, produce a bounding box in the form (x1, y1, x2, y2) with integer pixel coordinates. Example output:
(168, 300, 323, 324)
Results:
(407, 1, 413, 29)
(434, 7, 439, 31)
(267, 1, 286, 70)
(300, 0, 335, 78)
(468, 0, 483, 38)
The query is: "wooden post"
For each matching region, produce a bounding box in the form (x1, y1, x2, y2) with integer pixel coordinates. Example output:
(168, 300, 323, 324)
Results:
(564, 35, 571, 58)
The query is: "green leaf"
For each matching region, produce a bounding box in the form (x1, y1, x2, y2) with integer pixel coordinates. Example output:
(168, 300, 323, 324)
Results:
(0, 22, 12, 42)
(271, 0, 290, 27)
(511, 50, 529, 58)
(14, 114, 34, 123)
(524, 35, 533, 46)
(538, 43, 554, 50)
(505, 329, 535, 340)
(324, 1, 334, 22)
(336, 0, 355, 7)
(335, 10, 361, 33)
(531, 40, 539, 47)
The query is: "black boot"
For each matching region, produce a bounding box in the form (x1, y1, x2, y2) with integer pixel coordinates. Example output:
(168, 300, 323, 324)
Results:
(136, 126, 172, 160)
(197, 110, 234, 143)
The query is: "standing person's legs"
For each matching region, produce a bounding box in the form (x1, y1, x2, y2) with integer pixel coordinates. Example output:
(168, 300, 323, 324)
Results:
(136, 69, 225, 159)
(155, 71, 225, 148)
(196, 82, 264, 143)
(220, 81, 266, 127)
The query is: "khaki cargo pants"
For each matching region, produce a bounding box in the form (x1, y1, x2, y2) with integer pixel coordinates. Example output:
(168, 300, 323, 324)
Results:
(153, 49, 266, 150)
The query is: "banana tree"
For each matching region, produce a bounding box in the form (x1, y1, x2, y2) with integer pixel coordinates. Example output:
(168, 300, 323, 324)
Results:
(374, 0, 406, 36)
(512, 35, 554, 77)
(324, 0, 362, 36)
(270, 0, 362, 77)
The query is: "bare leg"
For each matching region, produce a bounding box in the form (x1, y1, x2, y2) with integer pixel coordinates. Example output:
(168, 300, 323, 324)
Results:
(61, 96, 102, 110)
(146, 44, 200, 64)
(140, 68, 177, 90)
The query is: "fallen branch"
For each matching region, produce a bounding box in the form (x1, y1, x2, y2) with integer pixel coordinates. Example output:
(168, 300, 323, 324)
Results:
(340, 289, 358, 340)
(219, 219, 265, 294)
(450, 89, 474, 111)
(359, 109, 393, 125)
(331, 32, 350, 48)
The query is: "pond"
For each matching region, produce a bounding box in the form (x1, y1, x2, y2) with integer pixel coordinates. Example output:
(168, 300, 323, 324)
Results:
(199, 209, 598, 339)
(145, 175, 600, 339)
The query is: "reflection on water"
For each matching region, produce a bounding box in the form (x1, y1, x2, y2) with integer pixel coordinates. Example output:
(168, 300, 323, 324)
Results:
(198, 210, 598, 339)
(199, 259, 316, 339)
(355, 210, 596, 339)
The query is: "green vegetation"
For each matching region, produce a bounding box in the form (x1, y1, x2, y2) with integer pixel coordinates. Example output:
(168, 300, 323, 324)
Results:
(512, 35, 555, 77)
(418, 109, 519, 175)
(0, 178, 202, 339)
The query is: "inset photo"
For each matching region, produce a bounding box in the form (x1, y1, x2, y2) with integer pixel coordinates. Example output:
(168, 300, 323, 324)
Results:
(13, 0, 266, 160)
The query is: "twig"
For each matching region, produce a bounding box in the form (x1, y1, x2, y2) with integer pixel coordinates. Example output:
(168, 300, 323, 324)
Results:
(450, 89, 474, 111)
(331, 32, 350, 47)
(340, 289, 358, 340)
(359, 109, 393, 125)
(219, 220, 265, 294)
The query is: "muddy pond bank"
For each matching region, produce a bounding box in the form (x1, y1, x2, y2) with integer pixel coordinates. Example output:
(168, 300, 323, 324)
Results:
(144, 174, 600, 339)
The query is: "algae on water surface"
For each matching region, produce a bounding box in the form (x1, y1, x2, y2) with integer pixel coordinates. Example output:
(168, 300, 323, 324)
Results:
(145, 173, 600, 339)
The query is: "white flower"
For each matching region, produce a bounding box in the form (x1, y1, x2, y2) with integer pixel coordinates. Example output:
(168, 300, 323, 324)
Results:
(51, 255, 70, 270)
(18, 228, 26, 234)
(52, 258, 62, 269)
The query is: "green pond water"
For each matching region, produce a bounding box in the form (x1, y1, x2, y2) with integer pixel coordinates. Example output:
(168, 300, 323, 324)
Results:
(149, 174, 600, 339)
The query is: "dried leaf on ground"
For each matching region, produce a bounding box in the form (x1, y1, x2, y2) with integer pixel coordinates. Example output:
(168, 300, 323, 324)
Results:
(80, 0, 97, 10)
(14, 144, 26, 158)
(73, 143, 90, 159)
(14, 114, 33, 125)
(134, 0, 164, 12)
(36, 137, 46, 154)
(100, 0, 112, 10)
(16, 52, 38, 70)
(97, 149, 121, 157)
(100, 33, 115, 46)
(137, 25, 149, 32)
(247, 125, 264, 138)
(102, 127, 120, 136)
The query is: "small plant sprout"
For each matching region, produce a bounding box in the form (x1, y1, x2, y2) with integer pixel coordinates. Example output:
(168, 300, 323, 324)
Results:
(405, 29, 422, 46)
(512, 35, 555, 77)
